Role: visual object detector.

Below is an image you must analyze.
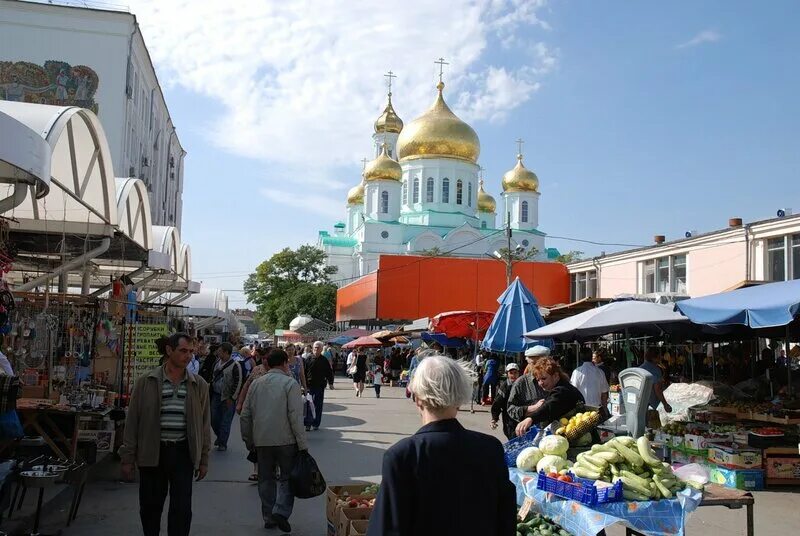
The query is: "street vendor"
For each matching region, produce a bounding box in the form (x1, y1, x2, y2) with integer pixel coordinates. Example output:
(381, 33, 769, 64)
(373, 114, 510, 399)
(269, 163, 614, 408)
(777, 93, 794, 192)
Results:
(515, 357, 585, 437)
(506, 345, 550, 428)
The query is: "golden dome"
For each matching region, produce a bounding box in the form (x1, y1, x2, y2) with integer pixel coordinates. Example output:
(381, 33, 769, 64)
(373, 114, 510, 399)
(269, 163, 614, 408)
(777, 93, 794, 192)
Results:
(477, 180, 496, 213)
(363, 144, 402, 182)
(346, 182, 365, 205)
(374, 92, 404, 134)
(502, 154, 539, 193)
(396, 82, 480, 163)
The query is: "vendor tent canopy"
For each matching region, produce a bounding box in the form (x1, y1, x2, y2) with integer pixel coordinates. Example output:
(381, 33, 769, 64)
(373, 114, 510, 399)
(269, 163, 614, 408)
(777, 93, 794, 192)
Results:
(342, 336, 385, 349)
(525, 300, 689, 342)
(420, 332, 466, 348)
(0, 109, 50, 208)
(289, 314, 332, 335)
(482, 277, 549, 353)
(402, 317, 430, 332)
(340, 328, 373, 338)
(327, 335, 355, 346)
(430, 310, 495, 340)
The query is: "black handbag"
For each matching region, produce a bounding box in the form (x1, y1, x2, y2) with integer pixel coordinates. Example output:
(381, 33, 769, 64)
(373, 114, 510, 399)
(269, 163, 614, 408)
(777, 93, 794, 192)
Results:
(289, 450, 326, 498)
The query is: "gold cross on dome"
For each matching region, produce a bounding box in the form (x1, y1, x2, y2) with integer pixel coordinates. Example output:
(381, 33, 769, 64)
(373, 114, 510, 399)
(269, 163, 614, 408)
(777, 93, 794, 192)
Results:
(361, 157, 369, 170)
(384, 71, 397, 94)
(478, 165, 485, 179)
(516, 138, 525, 157)
(434, 57, 449, 83)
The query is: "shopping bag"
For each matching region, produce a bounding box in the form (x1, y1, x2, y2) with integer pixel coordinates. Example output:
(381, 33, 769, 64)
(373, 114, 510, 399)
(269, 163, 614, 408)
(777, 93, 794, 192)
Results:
(289, 450, 326, 498)
(305, 393, 316, 420)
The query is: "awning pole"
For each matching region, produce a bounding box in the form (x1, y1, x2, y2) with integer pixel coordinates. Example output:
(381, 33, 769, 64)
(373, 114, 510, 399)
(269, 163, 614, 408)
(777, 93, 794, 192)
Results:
(787, 327, 793, 399)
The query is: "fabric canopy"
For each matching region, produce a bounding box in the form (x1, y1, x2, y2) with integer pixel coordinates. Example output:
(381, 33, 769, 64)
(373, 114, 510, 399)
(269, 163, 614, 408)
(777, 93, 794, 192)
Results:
(342, 336, 385, 349)
(430, 310, 495, 340)
(525, 300, 689, 342)
(420, 332, 466, 348)
(482, 277, 549, 353)
(675, 279, 800, 329)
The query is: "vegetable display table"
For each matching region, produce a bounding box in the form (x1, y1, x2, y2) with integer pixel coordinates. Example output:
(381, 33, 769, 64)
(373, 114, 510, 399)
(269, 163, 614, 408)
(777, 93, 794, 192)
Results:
(510, 468, 703, 536)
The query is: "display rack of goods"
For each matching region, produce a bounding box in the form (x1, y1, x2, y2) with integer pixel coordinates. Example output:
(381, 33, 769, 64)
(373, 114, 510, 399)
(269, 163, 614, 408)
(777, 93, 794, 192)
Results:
(505, 427, 541, 467)
(325, 483, 379, 534)
(747, 428, 786, 449)
(707, 443, 763, 470)
(764, 448, 800, 484)
(536, 470, 623, 505)
(516, 511, 572, 536)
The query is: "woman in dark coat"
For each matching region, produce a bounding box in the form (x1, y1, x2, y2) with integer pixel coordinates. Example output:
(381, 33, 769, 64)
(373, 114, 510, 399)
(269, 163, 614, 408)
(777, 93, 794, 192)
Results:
(368, 353, 516, 536)
(515, 357, 585, 437)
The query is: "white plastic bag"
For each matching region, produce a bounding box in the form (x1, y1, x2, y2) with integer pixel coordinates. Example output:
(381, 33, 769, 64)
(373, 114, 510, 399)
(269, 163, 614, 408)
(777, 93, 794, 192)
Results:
(658, 382, 715, 425)
(673, 463, 709, 487)
(304, 393, 316, 420)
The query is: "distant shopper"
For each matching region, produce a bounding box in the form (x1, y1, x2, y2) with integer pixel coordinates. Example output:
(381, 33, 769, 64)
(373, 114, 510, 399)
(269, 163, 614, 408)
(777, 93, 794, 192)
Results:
(305, 341, 334, 431)
(198, 342, 218, 385)
(481, 356, 499, 404)
(240, 349, 308, 533)
(287, 345, 309, 392)
(210, 342, 242, 451)
(592, 348, 612, 383)
(507, 346, 549, 428)
(491, 363, 521, 440)
(368, 354, 515, 536)
(571, 347, 610, 408)
(120, 333, 210, 536)
(237, 346, 271, 482)
(372, 366, 384, 398)
(640, 349, 672, 413)
(352, 349, 368, 397)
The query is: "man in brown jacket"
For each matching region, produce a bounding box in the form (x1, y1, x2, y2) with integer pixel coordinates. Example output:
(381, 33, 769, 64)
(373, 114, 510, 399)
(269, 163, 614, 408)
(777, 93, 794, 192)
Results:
(119, 332, 211, 536)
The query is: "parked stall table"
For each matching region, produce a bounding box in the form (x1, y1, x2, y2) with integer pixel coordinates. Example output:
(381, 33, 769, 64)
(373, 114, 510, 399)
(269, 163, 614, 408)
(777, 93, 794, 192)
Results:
(15, 399, 112, 460)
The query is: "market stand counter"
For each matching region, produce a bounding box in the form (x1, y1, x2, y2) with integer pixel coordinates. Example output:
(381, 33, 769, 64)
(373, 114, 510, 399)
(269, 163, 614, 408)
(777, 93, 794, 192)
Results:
(11, 399, 114, 461)
(510, 469, 754, 536)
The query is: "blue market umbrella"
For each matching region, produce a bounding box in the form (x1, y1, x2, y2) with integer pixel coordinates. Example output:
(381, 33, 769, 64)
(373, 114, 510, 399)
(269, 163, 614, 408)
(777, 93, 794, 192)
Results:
(482, 277, 550, 353)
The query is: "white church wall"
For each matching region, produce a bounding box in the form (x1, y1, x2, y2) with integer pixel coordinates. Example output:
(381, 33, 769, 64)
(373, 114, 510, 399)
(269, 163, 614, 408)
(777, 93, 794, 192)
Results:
(504, 191, 540, 230)
(400, 158, 479, 216)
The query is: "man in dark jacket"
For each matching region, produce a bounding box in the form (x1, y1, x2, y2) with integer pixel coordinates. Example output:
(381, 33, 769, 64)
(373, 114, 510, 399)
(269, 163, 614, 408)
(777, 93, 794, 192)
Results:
(491, 363, 521, 440)
(304, 341, 334, 431)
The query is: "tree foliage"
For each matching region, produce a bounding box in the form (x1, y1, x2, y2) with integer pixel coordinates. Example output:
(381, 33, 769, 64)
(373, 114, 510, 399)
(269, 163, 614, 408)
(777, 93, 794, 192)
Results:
(244, 245, 337, 333)
(555, 250, 584, 264)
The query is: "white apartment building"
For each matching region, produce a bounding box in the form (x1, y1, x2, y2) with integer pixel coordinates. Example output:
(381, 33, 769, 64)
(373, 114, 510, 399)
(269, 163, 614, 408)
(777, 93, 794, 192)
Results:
(0, 0, 185, 229)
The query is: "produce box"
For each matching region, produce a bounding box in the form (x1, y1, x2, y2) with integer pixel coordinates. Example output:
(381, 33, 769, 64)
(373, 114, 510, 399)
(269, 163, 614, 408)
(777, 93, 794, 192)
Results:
(670, 448, 709, 467)
(684, 434, 711, 452)
(350, 519, 369, 536)
(708, 466, 764, 491)
(325, 484, 376, 523)
(765, 457, 800, 480)
(337, 507, 372, 536)
(707, 443, 762, 469)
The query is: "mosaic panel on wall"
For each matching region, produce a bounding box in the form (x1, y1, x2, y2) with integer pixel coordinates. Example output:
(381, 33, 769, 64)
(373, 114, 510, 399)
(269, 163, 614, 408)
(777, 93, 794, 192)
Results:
(0, 60, 99, 113)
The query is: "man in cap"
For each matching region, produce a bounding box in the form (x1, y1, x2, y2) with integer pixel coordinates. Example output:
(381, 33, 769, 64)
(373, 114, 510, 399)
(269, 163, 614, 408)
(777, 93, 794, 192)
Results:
(490, 363, 521, 440)
(506, 346, 550, 435)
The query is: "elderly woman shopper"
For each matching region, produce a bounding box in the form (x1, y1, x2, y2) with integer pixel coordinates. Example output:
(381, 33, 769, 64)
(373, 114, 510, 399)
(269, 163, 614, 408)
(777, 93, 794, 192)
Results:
(515, 357, 585, 437)
(368, 354, 516, 536)
(507, 345, 550, 429)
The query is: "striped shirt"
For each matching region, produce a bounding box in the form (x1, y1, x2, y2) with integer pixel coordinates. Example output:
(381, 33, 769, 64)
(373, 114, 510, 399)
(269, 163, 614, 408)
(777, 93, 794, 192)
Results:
(160, 374, 188, 442)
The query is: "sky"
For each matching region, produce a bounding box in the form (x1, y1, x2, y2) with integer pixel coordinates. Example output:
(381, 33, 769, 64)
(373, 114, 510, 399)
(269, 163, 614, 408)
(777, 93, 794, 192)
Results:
(123, 0, 800, 309)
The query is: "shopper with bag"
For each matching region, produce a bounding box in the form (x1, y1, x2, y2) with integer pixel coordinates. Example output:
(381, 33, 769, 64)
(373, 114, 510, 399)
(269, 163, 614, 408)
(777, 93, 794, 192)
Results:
(304, 341, 334, 431)
(240, 349, 308, 533)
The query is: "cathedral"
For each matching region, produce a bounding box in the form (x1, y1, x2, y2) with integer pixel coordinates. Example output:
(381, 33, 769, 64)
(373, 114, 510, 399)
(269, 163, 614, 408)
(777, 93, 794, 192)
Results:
(318, 73, 555, 285)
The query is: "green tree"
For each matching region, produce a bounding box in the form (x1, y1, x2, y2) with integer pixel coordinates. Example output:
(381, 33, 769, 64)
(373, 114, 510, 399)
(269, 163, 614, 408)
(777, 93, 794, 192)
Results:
(244, 245, 337, 333)
(555, 250, 584, 264)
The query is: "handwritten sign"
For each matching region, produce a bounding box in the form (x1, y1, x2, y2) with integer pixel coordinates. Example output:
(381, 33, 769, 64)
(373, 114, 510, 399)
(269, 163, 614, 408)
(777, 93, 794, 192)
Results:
(123, 323, 168, 390)
(518, 496, 534, 520)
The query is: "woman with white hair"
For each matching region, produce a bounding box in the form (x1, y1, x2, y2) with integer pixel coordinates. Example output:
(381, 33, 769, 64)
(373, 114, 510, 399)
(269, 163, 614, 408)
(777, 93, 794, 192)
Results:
(368, 354, 516, 536)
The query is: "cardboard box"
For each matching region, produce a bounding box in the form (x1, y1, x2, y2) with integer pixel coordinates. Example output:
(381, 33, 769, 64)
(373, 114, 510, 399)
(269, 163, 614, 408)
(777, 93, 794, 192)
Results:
(350, 519, 369, 536)
(337, 507, 372, 536)
(765, 457, 800, 480)
(325, 484, 373, 523)
(684, 434, 709, 451)
(77, 430, 115, 452)
(707, 443, 763, 469)
(708, 466, 764, 491)
(670, 448, 708, 466)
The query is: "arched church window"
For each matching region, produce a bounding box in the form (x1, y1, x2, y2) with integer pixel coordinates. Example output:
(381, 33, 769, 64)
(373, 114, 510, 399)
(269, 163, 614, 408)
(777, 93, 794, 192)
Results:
(426, 177, 434, 203)
(481, 221, 487, 229)
(402, 180, 408, 205)
(442, 178, 450, 203)
(456, 179, 463, 205)
(413, 177, 420, 203)
(381, 190, 389, 214)
(468, 181, 473, 207)
(521, 200, 529, 223)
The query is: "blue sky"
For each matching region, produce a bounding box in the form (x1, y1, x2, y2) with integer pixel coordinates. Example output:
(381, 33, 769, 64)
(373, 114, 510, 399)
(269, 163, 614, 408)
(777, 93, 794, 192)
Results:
(132, 0, 800, 308)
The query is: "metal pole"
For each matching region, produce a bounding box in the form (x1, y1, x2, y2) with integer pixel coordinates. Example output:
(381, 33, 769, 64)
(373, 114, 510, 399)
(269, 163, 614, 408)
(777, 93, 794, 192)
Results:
(787, 327, 793, 398)
(506, 211, 512, 287)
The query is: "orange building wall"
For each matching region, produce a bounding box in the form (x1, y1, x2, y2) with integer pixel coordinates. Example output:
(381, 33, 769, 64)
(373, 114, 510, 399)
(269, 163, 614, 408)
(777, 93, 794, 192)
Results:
(336, 255, 570, 323)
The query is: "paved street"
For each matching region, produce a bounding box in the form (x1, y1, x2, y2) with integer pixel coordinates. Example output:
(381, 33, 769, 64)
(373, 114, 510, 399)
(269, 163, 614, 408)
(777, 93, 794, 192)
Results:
(27, 383, 800, 535)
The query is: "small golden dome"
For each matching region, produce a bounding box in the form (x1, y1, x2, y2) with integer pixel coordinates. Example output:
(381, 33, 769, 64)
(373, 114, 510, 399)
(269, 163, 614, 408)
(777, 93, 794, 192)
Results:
(477, 180, 496, 213)
(396, 82, 480, 163)
(502, 154, 539, 193)
(346, 182, 365, 205)
(363, 144, 402, 182)
(374, 92, 404, 134)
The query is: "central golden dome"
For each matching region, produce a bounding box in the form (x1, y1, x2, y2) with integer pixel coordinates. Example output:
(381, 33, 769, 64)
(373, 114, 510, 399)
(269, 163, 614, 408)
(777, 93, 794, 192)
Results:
(477, 180, 497, 213)
(502, 154, 539, 193)
(374, 92, 404, 134)
(346, 181, 365, 205)
(396, 82, 480, 163)
(363, 144, 402, 182)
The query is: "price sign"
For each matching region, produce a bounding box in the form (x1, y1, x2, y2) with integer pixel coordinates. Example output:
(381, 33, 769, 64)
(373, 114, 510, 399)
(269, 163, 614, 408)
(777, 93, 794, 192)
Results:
(123, 323, 169, 389)
(517, 497, 534, 520)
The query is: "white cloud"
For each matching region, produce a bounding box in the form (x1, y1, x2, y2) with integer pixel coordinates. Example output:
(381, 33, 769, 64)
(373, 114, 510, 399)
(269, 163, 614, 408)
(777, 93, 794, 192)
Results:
(676, 29, 722, 49)
(128, 0, 556, 176)
(260, 188, 345, 219)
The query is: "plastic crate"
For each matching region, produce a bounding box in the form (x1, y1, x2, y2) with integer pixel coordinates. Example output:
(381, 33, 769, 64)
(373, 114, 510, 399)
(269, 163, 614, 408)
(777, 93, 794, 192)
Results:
(503, 427, 540, 467)
(536, 471, 623, 506)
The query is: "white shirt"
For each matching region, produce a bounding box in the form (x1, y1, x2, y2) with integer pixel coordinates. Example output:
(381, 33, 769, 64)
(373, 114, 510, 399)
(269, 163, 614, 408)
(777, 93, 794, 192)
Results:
(570, 362, 609, 408)
(373, 371, 383, 385)
(347, 352, 356, 366)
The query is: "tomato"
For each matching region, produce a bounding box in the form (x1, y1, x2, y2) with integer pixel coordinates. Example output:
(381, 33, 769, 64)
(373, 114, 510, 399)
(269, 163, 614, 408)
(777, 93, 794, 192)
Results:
(547, 472, 559, 479)
(557, 475, 573, 483)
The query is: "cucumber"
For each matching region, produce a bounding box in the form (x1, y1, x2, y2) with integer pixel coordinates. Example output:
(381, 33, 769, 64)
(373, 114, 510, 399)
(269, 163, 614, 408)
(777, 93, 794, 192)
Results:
(637, 436, 663, 467)
(623, 489, 651, 501)
(612, 442, 645, 467)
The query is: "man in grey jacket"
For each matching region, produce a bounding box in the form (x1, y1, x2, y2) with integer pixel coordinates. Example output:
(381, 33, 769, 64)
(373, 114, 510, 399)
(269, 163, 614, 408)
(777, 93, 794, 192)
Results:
(241, 349, 308, 533)
(210, 342, 241, 451)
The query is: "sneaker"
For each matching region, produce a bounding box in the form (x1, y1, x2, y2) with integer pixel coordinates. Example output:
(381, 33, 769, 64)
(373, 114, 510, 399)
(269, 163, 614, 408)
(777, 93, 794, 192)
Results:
(273, 514, 291, 533)
(264, 518, 277, 529)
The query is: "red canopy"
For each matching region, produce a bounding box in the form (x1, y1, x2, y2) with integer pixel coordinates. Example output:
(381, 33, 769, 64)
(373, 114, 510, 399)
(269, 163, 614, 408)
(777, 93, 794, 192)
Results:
(342, 336, 386, 349)
(430, 311, 495, 340)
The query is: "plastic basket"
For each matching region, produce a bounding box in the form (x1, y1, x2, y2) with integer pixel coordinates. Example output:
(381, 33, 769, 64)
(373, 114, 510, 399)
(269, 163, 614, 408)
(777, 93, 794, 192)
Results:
(503, 427, 540, 467)
(535, 471, 623, 506)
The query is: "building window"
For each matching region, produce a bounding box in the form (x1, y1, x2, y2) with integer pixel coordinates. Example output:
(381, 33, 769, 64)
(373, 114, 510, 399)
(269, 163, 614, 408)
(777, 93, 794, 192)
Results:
(380, 191, 389, 214)
(412, 177, 420, 203)
(442, 178, 450, 203)
(481, 221, 487, 229)
(456, 179, 463, 205)
(426, 177, 434, 202)
(643, 260, 656, 294)
(570, 271, 597, 301)
(640, 254, 688, 294)
(521, 201, 529, 223)
(402, 180, 408, 204)
(767, 237, 786, 281)
(468, 181, 473, 207)
(672, 255, 687, 293)
(657, 257, 670, 293)
(794, 234, 800, 280)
